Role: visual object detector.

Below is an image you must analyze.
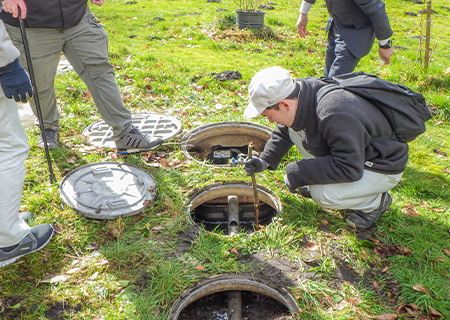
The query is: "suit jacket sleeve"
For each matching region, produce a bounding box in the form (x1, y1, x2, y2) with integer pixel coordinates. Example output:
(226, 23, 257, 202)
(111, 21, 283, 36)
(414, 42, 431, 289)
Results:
(353, 0, 393, 40)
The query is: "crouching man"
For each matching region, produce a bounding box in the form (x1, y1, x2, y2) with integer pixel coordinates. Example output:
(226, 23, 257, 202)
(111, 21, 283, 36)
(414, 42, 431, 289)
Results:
(243, 66, 407, 230)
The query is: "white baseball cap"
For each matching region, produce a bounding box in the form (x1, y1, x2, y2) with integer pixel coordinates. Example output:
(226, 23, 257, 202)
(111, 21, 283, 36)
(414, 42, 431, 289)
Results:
(244, 66, 296, 118)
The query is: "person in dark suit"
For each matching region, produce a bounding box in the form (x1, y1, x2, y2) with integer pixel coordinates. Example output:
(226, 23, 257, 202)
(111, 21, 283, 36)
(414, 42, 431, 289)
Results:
(296, 0, 394, 77)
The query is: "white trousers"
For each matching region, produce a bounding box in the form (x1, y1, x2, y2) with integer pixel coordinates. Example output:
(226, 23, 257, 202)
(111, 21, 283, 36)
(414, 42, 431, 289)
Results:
(289, 128, 403, 212)
(0, 89, 30, 247)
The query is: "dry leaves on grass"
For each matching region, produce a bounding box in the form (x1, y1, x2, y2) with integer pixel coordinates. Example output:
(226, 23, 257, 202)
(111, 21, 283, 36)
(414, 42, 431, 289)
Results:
(374, 313, 398, 320)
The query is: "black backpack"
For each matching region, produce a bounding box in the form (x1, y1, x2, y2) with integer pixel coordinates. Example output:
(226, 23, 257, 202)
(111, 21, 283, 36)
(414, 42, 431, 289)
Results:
(316, 72, 432, 143)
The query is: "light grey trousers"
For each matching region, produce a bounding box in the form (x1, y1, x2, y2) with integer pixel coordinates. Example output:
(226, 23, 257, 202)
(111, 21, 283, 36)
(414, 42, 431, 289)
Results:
(288, 128, 403, 212)
(0, 89, 30, 247)
(5, 8, 132, 139)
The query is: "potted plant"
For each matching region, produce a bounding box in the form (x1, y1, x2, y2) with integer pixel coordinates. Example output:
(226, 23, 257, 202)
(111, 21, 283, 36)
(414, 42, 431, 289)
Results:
(233, 0, 265, 28)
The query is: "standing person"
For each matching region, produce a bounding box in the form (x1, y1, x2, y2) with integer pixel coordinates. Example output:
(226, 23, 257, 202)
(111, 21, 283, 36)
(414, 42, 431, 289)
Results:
(0, 19, 54, 267)
(243, 66, 407, 229)
(0, 0, 162, 154)
(296, 0, 394, 77)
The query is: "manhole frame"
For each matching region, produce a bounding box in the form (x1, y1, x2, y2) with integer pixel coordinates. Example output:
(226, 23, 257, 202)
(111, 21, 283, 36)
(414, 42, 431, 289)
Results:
(185, 181, 282, 235)
(168, 274, 300, 320)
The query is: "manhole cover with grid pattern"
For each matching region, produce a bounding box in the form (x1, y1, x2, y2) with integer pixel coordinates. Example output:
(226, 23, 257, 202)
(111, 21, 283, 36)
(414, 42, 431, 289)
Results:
(82, 113, 181, 148)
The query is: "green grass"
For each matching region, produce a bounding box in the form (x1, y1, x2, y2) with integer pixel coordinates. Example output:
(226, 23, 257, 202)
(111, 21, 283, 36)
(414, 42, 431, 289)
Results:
(1, 0, 450, 319)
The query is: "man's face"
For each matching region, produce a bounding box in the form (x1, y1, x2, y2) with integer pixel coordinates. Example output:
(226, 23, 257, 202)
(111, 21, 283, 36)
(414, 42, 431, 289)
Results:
(260, 101, 295, 126)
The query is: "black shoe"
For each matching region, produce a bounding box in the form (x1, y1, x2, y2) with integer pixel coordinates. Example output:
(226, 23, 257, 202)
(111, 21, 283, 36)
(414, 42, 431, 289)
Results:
(0, 224, 54, 268)
(297, 186, 312, 198)
(37, 128, 59, 149)
(115, 127, 162, 154)
(345, 192, 392, 230)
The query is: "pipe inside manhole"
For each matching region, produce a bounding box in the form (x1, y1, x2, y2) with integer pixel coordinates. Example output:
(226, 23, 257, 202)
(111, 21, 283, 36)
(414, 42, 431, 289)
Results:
(186, 182, 282, 235)
(180, 121, 272, 167)
(169, 274, 300, 320)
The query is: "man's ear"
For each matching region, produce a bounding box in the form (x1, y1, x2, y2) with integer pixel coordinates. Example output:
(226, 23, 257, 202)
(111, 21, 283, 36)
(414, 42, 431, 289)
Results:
(279, 99, 290, 110)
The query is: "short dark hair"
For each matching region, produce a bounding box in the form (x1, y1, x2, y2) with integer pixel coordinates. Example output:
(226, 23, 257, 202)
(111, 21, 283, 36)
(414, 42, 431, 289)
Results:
(265, 82, 300, 110)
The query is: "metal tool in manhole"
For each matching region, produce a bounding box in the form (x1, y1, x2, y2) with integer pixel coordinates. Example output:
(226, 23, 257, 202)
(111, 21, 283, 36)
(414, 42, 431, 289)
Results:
(186, 182, 282, 235)
(59, 162, 157, 219)
(82, 112, 182, 149)
(181, 121, 272, 167)
(169, 274, 300, 320)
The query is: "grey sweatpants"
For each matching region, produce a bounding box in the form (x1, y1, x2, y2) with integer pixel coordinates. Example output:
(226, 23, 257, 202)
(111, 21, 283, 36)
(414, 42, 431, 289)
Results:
(289, 128, 403, 213)
(5, 8, 132, 139)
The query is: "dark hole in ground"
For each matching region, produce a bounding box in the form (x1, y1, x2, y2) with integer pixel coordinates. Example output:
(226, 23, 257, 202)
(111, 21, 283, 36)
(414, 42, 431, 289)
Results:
(178, 290, 296, 320)
(192, 199, 275, 233)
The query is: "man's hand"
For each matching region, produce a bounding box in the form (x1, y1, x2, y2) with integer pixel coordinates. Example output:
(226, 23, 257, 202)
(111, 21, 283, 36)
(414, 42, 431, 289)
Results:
(244, 157, 268, 175)
(0, 59, 33, 102)
(297, 14, 308, 38)
(379, 47, 393, 64)
(91, 0, 105, 6)
(2, 0, 27, 19)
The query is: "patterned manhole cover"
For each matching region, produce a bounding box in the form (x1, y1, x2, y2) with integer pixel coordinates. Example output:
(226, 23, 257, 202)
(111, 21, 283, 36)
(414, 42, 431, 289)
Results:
(83, 113, 182, 148)
(59, 162, 157, 219)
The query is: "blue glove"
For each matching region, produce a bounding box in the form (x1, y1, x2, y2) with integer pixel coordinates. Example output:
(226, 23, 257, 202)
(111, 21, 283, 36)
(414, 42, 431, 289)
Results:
(0, 59, 32, 102)
(244, 156, 267, 175)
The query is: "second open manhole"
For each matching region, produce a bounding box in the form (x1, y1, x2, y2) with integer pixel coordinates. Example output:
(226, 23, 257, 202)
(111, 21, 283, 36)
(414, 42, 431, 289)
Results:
(181, 121, 272, 167)
(186, 182, 282, 235)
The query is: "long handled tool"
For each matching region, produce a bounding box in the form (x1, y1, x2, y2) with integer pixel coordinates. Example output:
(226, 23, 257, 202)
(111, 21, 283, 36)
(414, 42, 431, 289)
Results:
(18, 15, 56, 183)
(248, 143, 260, 227)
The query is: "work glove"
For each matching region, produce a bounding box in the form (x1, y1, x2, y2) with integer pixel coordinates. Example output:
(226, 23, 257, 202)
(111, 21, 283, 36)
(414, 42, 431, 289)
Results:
(0, 59, 32, 102)
(243, 156, 267, 175)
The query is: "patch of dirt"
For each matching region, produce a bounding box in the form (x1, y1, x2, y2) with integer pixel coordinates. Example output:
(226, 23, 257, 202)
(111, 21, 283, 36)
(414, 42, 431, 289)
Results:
(178, 291, 296, 320)
(44, 301, 82, 319)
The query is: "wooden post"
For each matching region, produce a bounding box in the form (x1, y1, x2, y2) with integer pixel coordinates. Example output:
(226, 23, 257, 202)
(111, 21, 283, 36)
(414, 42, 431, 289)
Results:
(424, 0, 432, 69)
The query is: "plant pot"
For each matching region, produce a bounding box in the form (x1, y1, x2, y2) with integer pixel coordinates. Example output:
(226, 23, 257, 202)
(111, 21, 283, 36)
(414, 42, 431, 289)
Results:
(236, 10, 265, 28)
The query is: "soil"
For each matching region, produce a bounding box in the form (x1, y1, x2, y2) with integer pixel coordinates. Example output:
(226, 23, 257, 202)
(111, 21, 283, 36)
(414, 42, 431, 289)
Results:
(178, 291, 296, 320)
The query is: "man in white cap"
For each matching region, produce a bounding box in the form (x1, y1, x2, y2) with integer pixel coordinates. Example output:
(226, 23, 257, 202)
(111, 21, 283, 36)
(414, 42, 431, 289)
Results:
(243, 66, 408, 230)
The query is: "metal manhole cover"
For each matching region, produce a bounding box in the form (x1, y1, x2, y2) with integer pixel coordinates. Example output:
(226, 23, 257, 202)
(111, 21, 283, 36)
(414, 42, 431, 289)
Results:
(59, 162, 157, 219)
(83, 113, 182, 148)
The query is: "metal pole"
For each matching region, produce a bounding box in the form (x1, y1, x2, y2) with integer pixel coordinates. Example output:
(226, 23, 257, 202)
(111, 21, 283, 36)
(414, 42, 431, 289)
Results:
(228, 290, 242, 320)
(424, 0, 432, 69)
(18, 16, 56, 183)
(247, 143, 260, 226)
(228, 195, 240, 236)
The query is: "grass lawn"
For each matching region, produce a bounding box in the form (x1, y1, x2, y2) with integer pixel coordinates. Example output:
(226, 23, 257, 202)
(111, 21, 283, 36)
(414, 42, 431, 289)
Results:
(1, 0, 449, 319)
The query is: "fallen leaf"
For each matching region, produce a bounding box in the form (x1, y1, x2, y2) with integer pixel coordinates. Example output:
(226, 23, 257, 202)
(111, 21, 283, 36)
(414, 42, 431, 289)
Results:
(159, 158, 169, 167)
(195, 265, 205, 270)
(143, 200, 153, 207)
(443, 249, 450, 257)
(406, 208, 419, 216)
(151, 225, 165, 233)
(304, 241, 318, 251)
(373, 280, 381, 292)
(428, 305, 442, 316)
(374, 313, 397, 320)
(412, 285, 430, 294)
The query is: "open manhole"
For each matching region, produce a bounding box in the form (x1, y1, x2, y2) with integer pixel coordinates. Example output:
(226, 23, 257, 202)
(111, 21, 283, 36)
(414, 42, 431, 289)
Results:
(59, 162, 157, 219)
(181, 121, 272, 167)
(169, 274, 300, 320)
(82, 112, 182, 149)
(186, 182, 282, 235)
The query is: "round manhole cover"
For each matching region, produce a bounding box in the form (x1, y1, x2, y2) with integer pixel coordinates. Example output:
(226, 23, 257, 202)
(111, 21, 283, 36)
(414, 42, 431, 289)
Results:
(83, 113, 182, 148)
(59, 162, 157, 219)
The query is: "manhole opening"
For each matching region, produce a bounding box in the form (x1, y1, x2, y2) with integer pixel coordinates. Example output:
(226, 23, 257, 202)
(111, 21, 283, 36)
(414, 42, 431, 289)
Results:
(181, 122, 271, 167)
(178, 290, 294, 320)
(169, 275, 299, 320)
(193, 196, 275, 233)
(187, 182, 282, 235)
